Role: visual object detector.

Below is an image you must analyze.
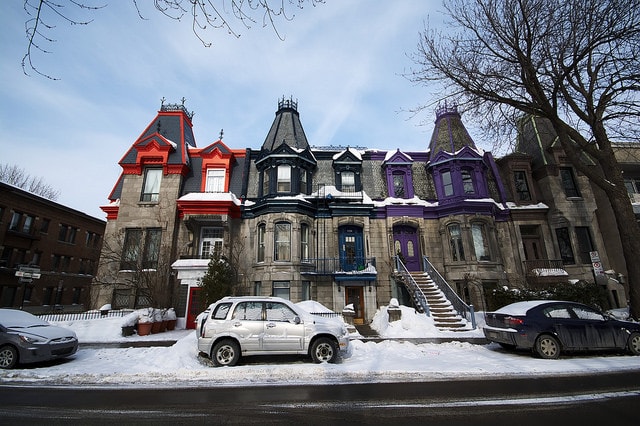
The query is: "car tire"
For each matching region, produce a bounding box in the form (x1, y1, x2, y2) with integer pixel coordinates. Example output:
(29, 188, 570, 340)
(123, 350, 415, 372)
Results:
(0, 345, 18, 369)
(310, 337, 338, 363)
(534, 334, 561, 359)
(211, 339, 240, 367)
(628, 332, 640, 355)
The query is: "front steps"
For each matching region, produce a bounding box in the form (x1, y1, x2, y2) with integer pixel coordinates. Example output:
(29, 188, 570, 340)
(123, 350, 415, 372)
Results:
(408, 271, 472, 331)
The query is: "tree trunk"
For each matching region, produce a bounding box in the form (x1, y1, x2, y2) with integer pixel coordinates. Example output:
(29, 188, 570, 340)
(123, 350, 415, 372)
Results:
(606, 187, 640, 319)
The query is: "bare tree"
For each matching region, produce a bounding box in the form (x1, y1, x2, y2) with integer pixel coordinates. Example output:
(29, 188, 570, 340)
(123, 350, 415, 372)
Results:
(22, 0, 324, 79)
(408, 0, 640, 318)
(92, 228, 176, 309)
(0, 163, 60, 200)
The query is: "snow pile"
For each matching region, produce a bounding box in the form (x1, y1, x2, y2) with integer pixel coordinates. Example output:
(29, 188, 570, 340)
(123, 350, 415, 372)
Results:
(371, 304, 442, 338)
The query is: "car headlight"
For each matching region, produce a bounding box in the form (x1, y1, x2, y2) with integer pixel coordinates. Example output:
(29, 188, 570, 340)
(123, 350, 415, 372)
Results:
(19, 334, 46, 344)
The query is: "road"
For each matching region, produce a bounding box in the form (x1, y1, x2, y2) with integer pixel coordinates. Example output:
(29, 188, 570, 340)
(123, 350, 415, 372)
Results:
(1, 371, 638, 424)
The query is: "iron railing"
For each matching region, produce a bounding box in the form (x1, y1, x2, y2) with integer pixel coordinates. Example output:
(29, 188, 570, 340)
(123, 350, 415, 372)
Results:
(422, 256, 476, 329)
(302, 257, 377, 275)
(394, 257, 430, 316)
(523, 259, 566, 276)
(37, 309, 133, 322)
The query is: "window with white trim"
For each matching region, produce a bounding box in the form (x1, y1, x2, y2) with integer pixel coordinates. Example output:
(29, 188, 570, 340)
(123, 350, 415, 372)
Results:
(274, 222, 291, 261)
(200, 227, 223, 258)
(277, 165, 291, 193)
(205, 169, 225, 193)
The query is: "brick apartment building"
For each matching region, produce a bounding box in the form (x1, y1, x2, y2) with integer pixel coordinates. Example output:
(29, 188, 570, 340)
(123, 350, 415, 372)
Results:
(0, 182, 105, 312)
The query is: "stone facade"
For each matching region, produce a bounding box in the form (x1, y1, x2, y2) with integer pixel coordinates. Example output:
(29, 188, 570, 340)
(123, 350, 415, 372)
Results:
(92, 100, 633, 329)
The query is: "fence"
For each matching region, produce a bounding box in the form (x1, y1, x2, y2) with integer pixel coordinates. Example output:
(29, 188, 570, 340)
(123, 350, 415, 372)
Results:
(37, 309, 133, 322)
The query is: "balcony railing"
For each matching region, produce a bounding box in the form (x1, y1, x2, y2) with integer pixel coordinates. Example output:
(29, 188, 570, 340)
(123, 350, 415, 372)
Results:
(301, 257, 376, 276)
(523, 259, 567, 276)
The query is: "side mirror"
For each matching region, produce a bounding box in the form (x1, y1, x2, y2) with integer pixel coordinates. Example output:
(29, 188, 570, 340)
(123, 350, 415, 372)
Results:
(294, 316, 301, 325)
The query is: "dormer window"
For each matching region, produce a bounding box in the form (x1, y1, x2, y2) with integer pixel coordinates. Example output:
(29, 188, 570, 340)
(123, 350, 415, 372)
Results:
(141, 168, 162, 202)
(383, 151, 414, 199)
(205, 169, 225, 193)
(514, 171, 531, 200)
(340, 171, 356, 192)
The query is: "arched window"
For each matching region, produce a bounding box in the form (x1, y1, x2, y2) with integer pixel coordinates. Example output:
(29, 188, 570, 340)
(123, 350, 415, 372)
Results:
(301, 223, 310, 261)
(392, 171, 406, 198)
(274, 222, 291, 261)
(448, 223, 465, 261)
(471, 223, 491, 261)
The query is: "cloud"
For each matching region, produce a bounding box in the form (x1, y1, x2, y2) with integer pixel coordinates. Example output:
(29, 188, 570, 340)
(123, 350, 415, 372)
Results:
(0, 1, 447, 218)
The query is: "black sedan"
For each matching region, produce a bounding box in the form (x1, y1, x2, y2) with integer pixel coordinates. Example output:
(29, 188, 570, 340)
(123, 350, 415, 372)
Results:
(0, 309, 78, 369)
(483, 300, 640, 359)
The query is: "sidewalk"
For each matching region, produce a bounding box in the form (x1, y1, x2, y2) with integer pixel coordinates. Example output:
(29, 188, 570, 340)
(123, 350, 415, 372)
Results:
(78, 325, 488, 349)
(353, 323, 488, 344)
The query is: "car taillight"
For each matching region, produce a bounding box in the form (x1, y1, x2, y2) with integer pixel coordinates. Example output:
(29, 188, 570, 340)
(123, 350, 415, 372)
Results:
(505, 316, 524, 326)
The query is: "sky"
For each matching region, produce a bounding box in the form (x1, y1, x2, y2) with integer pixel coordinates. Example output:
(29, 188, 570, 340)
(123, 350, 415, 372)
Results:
(0, 1, 472, 220)
(1, 303, 639, 387)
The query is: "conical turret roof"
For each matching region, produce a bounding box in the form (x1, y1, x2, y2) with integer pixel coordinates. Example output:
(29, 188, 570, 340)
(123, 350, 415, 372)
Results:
(261, 98, 310, 151)
(428, 104, 478, 160)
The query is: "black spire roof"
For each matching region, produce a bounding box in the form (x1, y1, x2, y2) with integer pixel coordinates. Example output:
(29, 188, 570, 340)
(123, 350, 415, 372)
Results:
(260, 97, 310, 151)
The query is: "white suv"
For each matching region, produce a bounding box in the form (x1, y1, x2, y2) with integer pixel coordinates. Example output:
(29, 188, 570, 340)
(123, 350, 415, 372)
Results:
(196, 296, 349, 366)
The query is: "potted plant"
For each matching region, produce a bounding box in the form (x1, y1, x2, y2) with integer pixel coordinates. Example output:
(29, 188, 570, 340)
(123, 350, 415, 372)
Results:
(137, 309, 153, 336)
(151, 308, 163, 333)
(165, 308, 177, 330)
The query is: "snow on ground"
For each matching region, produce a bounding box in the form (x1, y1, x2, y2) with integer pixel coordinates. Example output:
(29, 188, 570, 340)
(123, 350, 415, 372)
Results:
(1, 304, 639, 388)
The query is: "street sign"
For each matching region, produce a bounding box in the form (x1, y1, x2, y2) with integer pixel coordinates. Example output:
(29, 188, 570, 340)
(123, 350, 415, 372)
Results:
(15, 266, 41, 280)
(590, 251, 604, 275)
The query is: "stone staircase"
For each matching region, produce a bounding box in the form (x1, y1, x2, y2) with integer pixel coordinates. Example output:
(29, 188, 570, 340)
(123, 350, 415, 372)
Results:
(408, 271, 472, 331)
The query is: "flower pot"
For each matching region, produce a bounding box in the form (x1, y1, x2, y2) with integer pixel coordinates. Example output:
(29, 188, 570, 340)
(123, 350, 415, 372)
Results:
(151, 321, 162, 334)
(166, 319, 177, 331)
(159, 320, 168, 332)
(121, 325, 135, 337)
(137, 322, 153, 336)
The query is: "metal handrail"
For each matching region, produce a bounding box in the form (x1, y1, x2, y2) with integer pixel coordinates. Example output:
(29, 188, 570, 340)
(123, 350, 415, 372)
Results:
(394, 257, 430, 316)
(422, 256, 476, 329)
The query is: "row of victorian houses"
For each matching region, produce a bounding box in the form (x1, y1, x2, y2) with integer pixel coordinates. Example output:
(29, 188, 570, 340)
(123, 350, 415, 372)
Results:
(88, 98, 635, 330)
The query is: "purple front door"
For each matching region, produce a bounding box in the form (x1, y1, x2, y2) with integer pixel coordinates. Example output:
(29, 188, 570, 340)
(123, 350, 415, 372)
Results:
(393, 225, 421, 271)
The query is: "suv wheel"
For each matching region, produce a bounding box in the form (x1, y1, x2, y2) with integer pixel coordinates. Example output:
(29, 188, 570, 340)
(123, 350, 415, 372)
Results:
(310, 337, 338, 363)
(212, 339, 240, 367)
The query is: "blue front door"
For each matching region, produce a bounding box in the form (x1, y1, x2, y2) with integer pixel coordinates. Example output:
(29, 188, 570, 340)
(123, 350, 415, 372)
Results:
(339, 226, 364, 271)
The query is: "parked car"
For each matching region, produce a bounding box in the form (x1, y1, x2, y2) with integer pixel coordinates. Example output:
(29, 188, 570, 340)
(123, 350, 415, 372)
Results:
(483, 300, 640, 359)
(0, 308, 78, 369)
(196, 296, 350, 366)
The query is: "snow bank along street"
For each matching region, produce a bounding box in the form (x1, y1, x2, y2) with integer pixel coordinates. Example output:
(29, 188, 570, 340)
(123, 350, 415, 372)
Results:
(1, 304, 639, 387)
